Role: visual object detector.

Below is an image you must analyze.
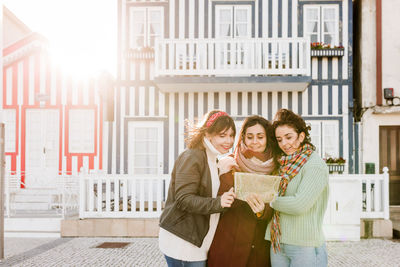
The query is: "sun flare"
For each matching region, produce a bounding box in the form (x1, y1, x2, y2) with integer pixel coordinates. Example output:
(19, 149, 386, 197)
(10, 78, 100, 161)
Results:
(4, 0, 117, 78)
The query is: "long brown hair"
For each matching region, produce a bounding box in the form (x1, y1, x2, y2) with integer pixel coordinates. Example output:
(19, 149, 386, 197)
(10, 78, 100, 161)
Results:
(272, 109, 315, 154)
(186, 110, 236, 150)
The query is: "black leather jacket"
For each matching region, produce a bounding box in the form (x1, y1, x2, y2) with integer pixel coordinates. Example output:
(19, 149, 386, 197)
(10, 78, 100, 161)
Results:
(159, 148, 224, 247)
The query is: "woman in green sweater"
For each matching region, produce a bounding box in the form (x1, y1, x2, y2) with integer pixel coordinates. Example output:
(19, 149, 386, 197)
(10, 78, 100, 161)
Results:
(265, 109, 329, 267)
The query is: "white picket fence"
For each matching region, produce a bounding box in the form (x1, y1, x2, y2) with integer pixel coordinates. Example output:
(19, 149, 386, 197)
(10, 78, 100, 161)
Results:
(78, 170, 390, 220)
(79, 173, 170, 218)
(5, 171, 80, 218)
(154, 37, 311, 76)
(360, 167, 390, 220)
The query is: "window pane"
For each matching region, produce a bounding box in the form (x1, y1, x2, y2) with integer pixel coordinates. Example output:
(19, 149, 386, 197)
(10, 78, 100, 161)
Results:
(219, 24, 231, 37)
(323, 8, 335, 20)
(135, 128, 148, 139)
(323, 123, 339, 158)
(311, 34, 318, 43)
(148, 128, 158, 139)
(323, 34, 333, 45)
(134, 155, 157, 167)
(133, 10, 145, 22)
(134, 168, 157, 175)
(236, 24, 247, 37)
(149, 10, 161, 23)
(236, 10, 247, 23)
(150, 23, 161, 35)
(134, 141, 157, 153)
(324, 21, 335, 33)
(307, 22, 318, 33)
(307, 9, 319, 20)
(220, 10, 231, 23)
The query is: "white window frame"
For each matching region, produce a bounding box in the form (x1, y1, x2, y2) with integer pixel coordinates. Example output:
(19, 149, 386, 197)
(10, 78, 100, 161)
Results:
(4, 109, 16, 153)
(128, 121, 163, 175)
(215, 5, 252, 39)
(129, 6, 164, 48)
(306, 120, 339, 159)
(303, 5, 339, 46)
(69, 109, 95, 154)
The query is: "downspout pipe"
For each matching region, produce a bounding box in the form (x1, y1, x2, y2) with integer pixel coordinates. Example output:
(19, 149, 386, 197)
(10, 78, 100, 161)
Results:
(376, 0, 382, 105)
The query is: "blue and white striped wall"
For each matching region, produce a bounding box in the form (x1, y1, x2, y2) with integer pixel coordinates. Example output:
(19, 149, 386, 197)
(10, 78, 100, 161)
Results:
(110, 0, 356, 174)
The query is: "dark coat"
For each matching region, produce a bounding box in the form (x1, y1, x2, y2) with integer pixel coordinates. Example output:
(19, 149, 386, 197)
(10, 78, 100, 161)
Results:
(207, 171, 273, 267)
(159, 148, 224, 248)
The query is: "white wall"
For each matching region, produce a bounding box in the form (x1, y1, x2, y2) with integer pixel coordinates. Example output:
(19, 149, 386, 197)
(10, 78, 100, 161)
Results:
(382, 0, 400, 100)
(360, 0, 400, 107)
(359, 0, 400, 174)
(359, 0, 376, 107)
(361, 109, 400, 173)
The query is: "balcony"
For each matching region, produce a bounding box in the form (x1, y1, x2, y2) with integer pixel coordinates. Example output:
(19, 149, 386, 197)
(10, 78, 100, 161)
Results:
(154, 38, 311, 92)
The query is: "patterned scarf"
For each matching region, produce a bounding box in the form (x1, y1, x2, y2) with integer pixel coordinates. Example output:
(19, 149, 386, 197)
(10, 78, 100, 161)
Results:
(235, 143, 275, 174)
(270, 143, 314, 253)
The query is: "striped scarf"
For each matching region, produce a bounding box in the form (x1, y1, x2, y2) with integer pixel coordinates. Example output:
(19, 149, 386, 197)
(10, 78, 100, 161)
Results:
(270, 143, 314, 253)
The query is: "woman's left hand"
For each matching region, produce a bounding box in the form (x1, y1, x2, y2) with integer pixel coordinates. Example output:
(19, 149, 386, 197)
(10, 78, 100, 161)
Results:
(246, 193, 265, 214)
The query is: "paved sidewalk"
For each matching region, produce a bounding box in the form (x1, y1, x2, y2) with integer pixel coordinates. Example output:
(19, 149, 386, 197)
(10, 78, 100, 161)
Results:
(0, 237, 399, 266)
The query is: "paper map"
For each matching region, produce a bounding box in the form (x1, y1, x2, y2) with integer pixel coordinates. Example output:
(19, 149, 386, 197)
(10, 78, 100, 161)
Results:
(234, 172, 281, 203)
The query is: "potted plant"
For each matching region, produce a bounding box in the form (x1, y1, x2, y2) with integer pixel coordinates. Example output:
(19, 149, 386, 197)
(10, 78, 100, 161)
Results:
(310, 42, 344, 57)
(324, 157, 346, 174)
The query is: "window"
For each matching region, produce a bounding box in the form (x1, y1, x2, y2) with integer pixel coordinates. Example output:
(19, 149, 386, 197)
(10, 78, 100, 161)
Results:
(215, 5, 251, 66)
(304, 5, 339, 46)
(128, 121, 163, 175)
(69, 109, 95, 153)
(130, 7, 164, 48)
(215, 5, 251, 39)
(4, 109, 16, 153)
(306, 120, 339, 159)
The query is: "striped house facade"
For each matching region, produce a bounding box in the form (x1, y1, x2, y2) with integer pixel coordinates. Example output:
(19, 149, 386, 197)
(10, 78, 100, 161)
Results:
(111, 0, 355, 177)
(3, 33, 103, 187)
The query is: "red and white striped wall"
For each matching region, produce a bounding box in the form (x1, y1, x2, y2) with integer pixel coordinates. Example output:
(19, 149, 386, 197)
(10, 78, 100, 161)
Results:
(3, 33, 103, 187)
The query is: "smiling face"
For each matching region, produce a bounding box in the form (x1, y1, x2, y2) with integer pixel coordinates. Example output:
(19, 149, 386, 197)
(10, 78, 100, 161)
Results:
(243, 124, 267, 153)
(206, 127, 235, 154)
(275, 125, 305, 155)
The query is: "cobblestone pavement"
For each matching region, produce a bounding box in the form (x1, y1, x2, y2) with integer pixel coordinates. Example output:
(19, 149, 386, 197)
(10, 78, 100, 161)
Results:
(0, 238, 399, 266)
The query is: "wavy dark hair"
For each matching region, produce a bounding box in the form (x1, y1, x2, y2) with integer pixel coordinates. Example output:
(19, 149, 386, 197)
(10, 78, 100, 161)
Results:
(272, 109, 315, 154)
(236, 115, 280, 167)
(186, 110, 236, 150)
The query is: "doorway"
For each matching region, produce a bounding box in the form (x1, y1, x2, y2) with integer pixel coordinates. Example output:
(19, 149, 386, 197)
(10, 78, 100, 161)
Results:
(379, 126, 400, 205)
(25, 109, 59, 188)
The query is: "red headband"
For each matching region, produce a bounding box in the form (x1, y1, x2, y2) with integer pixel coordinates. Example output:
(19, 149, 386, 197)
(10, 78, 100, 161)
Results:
(206, 111, 229, 127)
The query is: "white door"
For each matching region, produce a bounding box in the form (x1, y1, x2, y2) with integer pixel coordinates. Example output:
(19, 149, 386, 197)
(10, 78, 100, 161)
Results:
(25, 109, 59, 188)
(331, 179, 361, 225)
(215, 5, 251, 68)
(128, 121, 163, 175)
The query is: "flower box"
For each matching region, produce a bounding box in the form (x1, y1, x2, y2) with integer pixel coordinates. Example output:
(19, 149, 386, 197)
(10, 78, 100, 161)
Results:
(311, 48, 344, 57)
(327, 163, 345, 174)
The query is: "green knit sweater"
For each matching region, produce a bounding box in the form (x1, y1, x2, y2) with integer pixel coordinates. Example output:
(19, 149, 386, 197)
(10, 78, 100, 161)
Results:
(265, 151, 329, 247)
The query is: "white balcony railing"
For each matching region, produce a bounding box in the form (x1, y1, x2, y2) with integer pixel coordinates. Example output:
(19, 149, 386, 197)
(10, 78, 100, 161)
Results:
(155, 38, 311, 77)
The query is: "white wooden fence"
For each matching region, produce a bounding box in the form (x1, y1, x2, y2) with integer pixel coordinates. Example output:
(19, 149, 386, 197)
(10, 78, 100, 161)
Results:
(78, 170, 390, 221)
(155, 38, 311, 76)
(79, 173, 170, 218)
(360, 167, 390, 220)
(5, 171, 80, 218)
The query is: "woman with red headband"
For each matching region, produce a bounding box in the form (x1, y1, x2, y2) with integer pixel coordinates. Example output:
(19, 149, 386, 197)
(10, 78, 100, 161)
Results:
(208, 115, 279, 267)
(159, 110, 237, 267)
